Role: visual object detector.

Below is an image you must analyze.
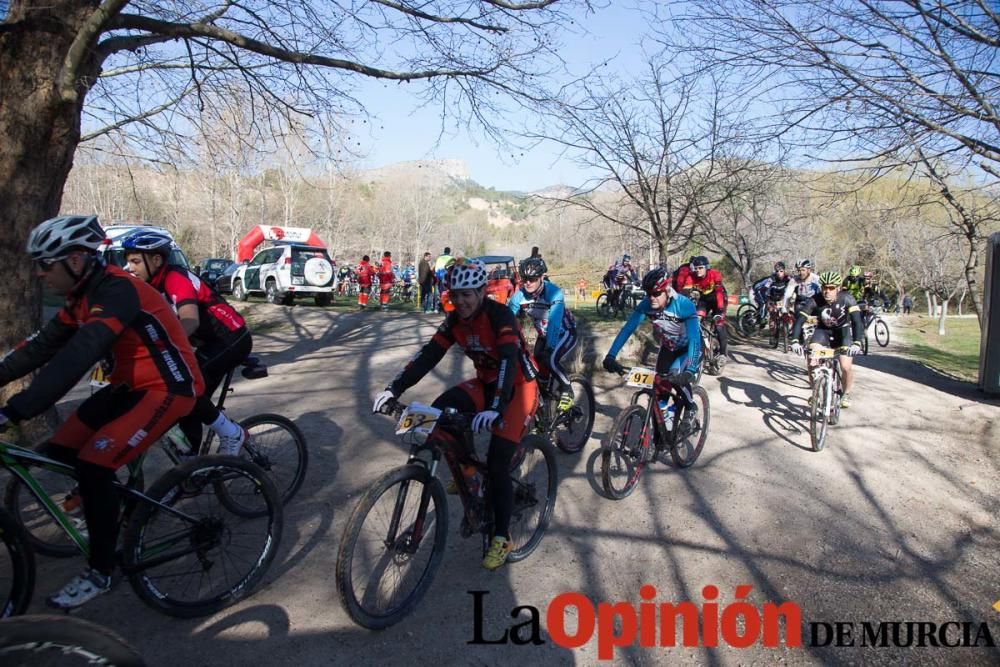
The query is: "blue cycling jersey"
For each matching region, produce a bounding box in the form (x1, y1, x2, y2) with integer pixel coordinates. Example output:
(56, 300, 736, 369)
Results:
(607, 291, 702, 372)
(508, 280, 575, 346)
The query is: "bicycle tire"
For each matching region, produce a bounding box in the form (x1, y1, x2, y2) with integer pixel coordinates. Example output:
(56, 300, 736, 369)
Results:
(0, 615, 144, 665)
(596, 293, 612, 319)
(506, 435, 557, 562)
(123, 456, 283, 618)
(809, 375, 829, 452)
(705, 335, 722, 376)
(874, 319, 890, 347)
(552, 375, 596, 454)
(601, 405, 650, 500)
(4, 464, 144, 559)
(780, 323, 789, 354)
(336, 464, 447, 630)
(736, 305, 758, 337)
(670, 385, 710, 468)
(206, 414, 309, 513)
(0, 508, 34, 618)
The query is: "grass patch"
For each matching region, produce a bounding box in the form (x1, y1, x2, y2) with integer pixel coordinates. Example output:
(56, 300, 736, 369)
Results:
(894, 315, 981, 382)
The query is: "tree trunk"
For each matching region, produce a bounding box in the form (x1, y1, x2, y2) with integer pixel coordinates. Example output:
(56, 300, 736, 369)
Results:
(925, 290, 933, 317)
(0, 3, 101, 442)
(937, 298, 948, 335)
(963, 233, 984, 329)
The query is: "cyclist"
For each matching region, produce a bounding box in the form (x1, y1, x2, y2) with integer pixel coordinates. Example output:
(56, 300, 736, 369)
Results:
(789, 271, 864, 408)
(782, 259, 822, 318)
(677, 255, 729, 360)
(751, 262, 790, 326)
(601, 254, 637, 308)
(372, 258, 539, 571)
(0, 215, 203, 609)
(508, 256, 577, 411)
(841, 265, 866, 301)
(378, 251, 394, 312)
(337, 264, 355, 296)
(602, 267, 702, 428)
(356, 254, 375, 310)
(670, 255, 697, 292)
(401, 262, 416, 301)
(121, 230, 251, 455)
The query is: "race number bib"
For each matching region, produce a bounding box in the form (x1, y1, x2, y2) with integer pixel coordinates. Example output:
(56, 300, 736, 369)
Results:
(395, 403, 442, 435)
(626, 367, 655, 389)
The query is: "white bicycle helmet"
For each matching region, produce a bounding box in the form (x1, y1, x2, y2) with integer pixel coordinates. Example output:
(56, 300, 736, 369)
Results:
(448, 258, 487, 290)
(27, 215, 106, 261)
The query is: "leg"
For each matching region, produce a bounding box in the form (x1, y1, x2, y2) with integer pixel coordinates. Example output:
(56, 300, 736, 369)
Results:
(181, 331, 253, 451)
(547, 329, 578, 409)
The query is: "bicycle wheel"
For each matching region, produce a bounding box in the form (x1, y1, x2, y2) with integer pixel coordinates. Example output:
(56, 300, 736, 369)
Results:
(0, 615, 144, 665)
(601, 405, 651, 500)
(123, 456, 283, 618)
(705, 335, 722, 376)
(506, 435, 557, 562)
(336, 464, 447, 630)
(809, 375, 830, 452)
(552, 375, 595, 454)
(596, 294, 612, 319)
(0, 508, 35, 618)
(4, 464, 143, 559)
(206, 414, 309, 512)
(670, 386, 710, 468)
(737, 305, 758, 337)
(618, 293, 635, 318)
(780, 323, 789, 354)
(874, 319, 890, 347)
(4, 471, 80, 558)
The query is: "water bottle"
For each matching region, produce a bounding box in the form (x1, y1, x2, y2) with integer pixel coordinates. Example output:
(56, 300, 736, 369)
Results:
(659, 400, 675, 431)
(166, 424, 194, 455)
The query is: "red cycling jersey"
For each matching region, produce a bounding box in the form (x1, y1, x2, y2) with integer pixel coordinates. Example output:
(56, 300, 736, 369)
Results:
(356, 260, 375, 286)
(151, 265, 245, 346)
(680, 268, 726, 312)
(379, 257, 394, 284)
(0, 264, 204, 422)
(390, 298, 537, 412)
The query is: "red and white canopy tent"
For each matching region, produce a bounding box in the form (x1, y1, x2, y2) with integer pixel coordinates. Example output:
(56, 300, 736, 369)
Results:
(236, 225, 326, 263)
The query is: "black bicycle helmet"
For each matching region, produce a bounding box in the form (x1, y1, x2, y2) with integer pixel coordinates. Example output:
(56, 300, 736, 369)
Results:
(641, 267, 671, 295)
(774, 261, 786, 272)
(690, 255, 710, 269)
(519, 256, 547, 280)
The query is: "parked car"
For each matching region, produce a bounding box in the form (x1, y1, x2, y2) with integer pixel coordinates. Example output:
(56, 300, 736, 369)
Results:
(473, 255, 518, 305)
(100, 224, 190, 269)
(214, 261, 241, 295)
(197, 257, 236, 287)
(230, 242, 336, 306)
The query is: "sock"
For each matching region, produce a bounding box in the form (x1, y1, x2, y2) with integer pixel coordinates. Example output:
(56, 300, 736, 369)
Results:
(210, 413, 241, 438)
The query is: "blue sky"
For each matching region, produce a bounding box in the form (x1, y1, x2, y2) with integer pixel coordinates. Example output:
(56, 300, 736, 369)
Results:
(351, 4, 650, 192)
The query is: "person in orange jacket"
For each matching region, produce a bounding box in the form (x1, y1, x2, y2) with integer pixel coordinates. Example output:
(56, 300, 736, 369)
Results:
(379, 251, 394, 312)
(357, 255, 375, 310)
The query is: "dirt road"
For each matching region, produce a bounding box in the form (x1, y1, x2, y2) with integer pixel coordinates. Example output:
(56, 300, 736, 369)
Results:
(27, 306, 1000, 665)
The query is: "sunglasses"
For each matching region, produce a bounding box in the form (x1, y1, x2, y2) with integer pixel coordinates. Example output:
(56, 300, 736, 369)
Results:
(34, 258, 63, 272)
(822, 285, 839, 290)
(646, 289, 665, 297)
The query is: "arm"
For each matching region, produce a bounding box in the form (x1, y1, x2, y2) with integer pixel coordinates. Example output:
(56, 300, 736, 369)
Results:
(789, 298, 815, 340)
(388, 319, 455, 396)
(0, 312, 77, 387)
(163, 270, 202, 337)
(844, 294, 864, 343)
(606, 299, 649, 359)
(713, 271, 726, 312)
(677, 297, 702, 372)
(507, 289, 524, 317)
(782, 279, 797, 310)
(543, 284, 565, 346)
(488, 309, 524, 413)
(5, 279, 141, 422)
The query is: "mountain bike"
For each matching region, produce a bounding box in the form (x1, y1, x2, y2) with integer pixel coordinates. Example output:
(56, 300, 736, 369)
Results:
(6, 355, 306, 556)
(806, 346, 844, 452)
(859, 302, 890, 355)
(596, 282, 635, 319)
(0, 438, 282, 618)
(532, 374, 595, 454)
(736, 302, 761, 337)
(601, 366, 710, 499)
(768, 305, 795, 353)
(696, 314, 725, 378)
(0, 614, 146, 666)
(336, 401, 557, 629)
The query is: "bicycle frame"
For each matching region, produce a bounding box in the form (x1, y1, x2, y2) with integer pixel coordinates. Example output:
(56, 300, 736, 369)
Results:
(0, 440, 210, 573)
(623, 372, 688, 454)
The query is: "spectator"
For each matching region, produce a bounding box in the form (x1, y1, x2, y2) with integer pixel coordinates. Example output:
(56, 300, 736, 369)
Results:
(433, 246, 454, 313)
(902, 294, 913, 315)
(356, 254, 375, 310)
(418, 252, 433, 313)
(378, 251, 394, 312)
